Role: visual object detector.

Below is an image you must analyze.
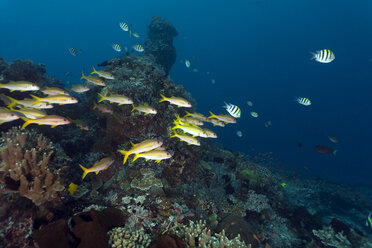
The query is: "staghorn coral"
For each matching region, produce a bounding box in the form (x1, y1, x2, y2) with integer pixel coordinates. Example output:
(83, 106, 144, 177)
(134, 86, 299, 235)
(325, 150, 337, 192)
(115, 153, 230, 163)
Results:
(312, 225, 352, 248)
(108, 227, 152, 248)
(0, 127, 64, 206)
(172, 220, 250, 248)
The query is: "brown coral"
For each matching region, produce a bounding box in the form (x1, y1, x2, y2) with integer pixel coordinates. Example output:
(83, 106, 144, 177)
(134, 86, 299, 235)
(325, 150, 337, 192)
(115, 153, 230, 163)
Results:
(0, 127, 64, 206)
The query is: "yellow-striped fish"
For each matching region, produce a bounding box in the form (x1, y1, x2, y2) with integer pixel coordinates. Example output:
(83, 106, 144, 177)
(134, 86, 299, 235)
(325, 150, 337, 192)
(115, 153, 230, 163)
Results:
(132, 149, 172, 163)
(97, 93, 133, 105)
(5, 96, 54, 109)
(70, 84, 90, 94)
(206, 118, 225, 127)
(0, 108, 19, 125)
(91, 66, 114, 80)
(31, 94, 78, 105)
(203, 128, 217, 138)
(159, 94, 192, 108)
(180, 116, 204, 126)
(132, 44, 144, 52)
(118, 139, 163, 164)
(8, 106, 46, 119)
(131, 103, 157, 115)
(80, 71, 106, 86)
(41, 86, 69, 96)
(79, 157, 115, 179)
(208, 111, 236, 124)
(0, 81, 39, 92)
(184, 111, 208, 121)
(170, 133, 200, 146)
(172, 121, 207, 137)
(20, 115, 70, 129)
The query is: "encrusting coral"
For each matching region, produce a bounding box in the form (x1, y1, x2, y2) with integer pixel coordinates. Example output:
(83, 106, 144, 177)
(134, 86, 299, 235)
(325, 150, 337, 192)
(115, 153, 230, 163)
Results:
(0, 127, 64, 206)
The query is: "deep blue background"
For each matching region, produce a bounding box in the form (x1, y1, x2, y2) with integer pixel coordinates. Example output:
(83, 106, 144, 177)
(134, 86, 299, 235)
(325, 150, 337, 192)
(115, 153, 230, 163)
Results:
(1, 0, 372, 184)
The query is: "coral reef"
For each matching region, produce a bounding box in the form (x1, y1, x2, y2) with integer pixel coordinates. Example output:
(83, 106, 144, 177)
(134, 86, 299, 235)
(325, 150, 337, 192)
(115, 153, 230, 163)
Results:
(313, 225, 352, 248)
(108, 227, 151, 248)
(0, 127, 65, 206)
(145, 16, 178, 74)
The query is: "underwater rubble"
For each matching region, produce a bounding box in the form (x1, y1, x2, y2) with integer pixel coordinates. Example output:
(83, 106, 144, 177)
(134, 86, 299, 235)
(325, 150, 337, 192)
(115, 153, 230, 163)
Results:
(0, 17, 371, 248)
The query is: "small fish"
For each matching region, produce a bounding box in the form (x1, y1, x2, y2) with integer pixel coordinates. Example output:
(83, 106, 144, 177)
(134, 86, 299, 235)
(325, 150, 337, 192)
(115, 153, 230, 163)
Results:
(207, 118, 225, 127)
(70, 84, 90, 94)
(159, 94, 192, 108)
(132, 149, 172, 163)
(81, 71, 106, 86)
(250, 112, 258, 118)
(112, 43, 122, 52)
(4, 95, 53, 109)
(65, 72, 73, 77)
(119, 22, 129, 31)
(8, 106, 46, 119)
(185, 60, 191, 68)
(131, 32, 140, 38)
(131, 103, 157, 115)
(203, 128, 217, 138)
(79, 157, 115, 179)
(67, 117, 89, 131)
(192, 68, 198, 72)
(296, 97, 311, 106)
(31, 94, 78, 105)
(223, 102, 241, 118)
(132, 44, 144, 52)
(236, 130, 242, 137)
(98, 93, 133, 105)
(315, 145, 337, 155)
(68, 47, 82, 56)
(208, 111, 236, 124)
(91, 66, 114, 80)
(0, 81, 39, 92)
(172, 121, 208, 138)
(0, 74, 3, 81)
(184, 111, 207, 121)
(328, 135, 339, 143)
(247, 101, 253, 107)
(180, 116, 204, 126)
(93, 103, 112, 114)
(211, 79, 216, 84)
(118, 139, 163, 164)
(281, 182, 287, 187)
(41, 86, 69, 96)
(311, 49, 335, 63)
(265, 120, 272, 128)
(68, 183, 79, 195)
(20, 115, 70, 129)
(366, 212, 372, 229)
(170, 133, 200, 146)
(0, 108, 19, 125)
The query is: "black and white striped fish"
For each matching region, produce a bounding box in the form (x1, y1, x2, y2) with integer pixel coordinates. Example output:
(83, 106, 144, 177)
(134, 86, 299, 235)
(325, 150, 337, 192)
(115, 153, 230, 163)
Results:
(311, 49, 335, 63)
(119, 22, 129, 31)
(68, 47, 82, 56)
(132, 44, 144, 52)
(112, 44, 121, 52)
(296, 97, 311, 106)
(223, 102, 241, 118)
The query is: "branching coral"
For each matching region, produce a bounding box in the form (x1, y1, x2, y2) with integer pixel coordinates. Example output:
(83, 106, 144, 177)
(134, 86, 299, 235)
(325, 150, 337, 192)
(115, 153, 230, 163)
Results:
(313, 225, 352, 248)
(0, 127, 64, 206)
(172, 220, 250, 248)
(108, 227, 151, 248)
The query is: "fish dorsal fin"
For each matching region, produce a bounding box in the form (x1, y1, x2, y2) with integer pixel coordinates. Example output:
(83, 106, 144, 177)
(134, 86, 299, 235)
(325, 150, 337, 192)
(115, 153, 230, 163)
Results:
(129, 140, 136, 146)
(144, 103, 149, 106)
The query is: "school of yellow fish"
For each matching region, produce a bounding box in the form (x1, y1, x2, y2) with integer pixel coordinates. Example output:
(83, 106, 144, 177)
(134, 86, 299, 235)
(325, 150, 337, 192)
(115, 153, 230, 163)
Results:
(0, 65, 237, 181)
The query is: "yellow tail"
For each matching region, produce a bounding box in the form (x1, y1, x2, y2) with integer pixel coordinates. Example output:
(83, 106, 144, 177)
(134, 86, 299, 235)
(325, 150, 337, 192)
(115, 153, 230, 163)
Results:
(79, 164, 89, 179)
(20, 116, 33, 129)
(91, 66, 98, 75)
(132, 153, 140, 162)
(118, 150, 131, 164)
(184, 111, 191, 117)
(97, 93, 105, 103)
(131, 104, 136, 112)
(30, 95, 42, 106)
(208, 111, 215, 119)
(170, 133, 178, 138)
(159, 94, 167, 103)
(80, 71, 85, 80)
(4, 95, 18, 108)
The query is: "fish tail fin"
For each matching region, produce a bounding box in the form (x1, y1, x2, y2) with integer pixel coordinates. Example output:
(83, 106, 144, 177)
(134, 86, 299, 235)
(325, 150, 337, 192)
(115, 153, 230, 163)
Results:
(20, 116, 33, 129)
(132, 153, 139, 162)
(333, 150, 338, 155)
(5, 95, 18, 108)
(30, 95, 42, 105)
(223, 102, 229, 109)
(131, 104, 136, 112)
(91, 66, 97, 75)
(310, 52, 316, 60)
(118, 150, 131, 164)
(170, 133, 178, 138)
(184, 111, 191, 117)
(208, 111, 215, 119)
(0, 83, 3, 89)
(80, 71, 85, 80)
(159, 94, 167, 103)
(97, 93, 105, 103)
(172, 122, 179, 130)
(79, 164, 89, 179)
(92, 103, 97, 110)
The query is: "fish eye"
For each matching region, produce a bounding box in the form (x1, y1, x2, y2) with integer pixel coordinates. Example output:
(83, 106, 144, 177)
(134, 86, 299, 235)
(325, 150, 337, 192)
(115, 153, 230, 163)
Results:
(11, 114, 15, 116)
(64, 118, 67, 121)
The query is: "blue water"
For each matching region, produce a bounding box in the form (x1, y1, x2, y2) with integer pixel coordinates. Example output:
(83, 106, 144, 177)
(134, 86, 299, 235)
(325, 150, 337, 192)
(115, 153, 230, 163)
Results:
(1, 0, 372, 184)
